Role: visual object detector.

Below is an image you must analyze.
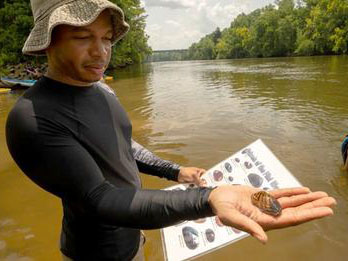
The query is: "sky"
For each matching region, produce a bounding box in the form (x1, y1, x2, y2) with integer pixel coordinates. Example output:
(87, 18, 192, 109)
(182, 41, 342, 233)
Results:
(141, 0, 275, 50)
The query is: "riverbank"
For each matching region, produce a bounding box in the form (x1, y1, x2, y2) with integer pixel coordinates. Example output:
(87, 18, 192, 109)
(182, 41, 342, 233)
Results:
(0, 62, 46, 81)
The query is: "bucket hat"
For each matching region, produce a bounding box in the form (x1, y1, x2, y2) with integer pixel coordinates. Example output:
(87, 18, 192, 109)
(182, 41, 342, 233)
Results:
(23, 0, 130, 56)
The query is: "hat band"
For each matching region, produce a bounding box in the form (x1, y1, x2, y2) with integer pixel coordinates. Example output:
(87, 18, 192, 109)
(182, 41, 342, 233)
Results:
(34, 0, 76, 22)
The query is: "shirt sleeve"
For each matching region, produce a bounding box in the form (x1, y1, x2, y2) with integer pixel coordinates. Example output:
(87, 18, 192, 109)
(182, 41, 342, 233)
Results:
(6, 104, 214, 229)
(131, 139, 181, 181)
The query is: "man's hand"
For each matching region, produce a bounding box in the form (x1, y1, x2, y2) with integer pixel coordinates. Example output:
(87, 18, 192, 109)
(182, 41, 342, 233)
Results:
(177, 167, 206, 186)
(208, 185, 336, 244)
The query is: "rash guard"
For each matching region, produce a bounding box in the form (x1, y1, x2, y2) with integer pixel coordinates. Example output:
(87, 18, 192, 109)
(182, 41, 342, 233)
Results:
(6, 77, 214, 261)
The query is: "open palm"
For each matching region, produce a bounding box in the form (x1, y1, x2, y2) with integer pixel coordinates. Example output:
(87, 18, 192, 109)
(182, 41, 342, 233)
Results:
(209, 185, 336, 243)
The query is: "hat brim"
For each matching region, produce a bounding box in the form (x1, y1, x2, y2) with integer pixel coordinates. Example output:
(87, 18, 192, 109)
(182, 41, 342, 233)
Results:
(22, 0, 129, 56)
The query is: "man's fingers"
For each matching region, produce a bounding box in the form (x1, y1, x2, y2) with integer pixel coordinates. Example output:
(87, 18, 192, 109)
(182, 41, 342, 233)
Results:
(194, 169, 206, 186)
(278, 191, 329, 208)
(199, 178, 208, 187)
(220, 210, 268, 244)
(295, 197, 337, 210)
(285, 207, 334, 225)
(269, 187, 311, 199)
(265, 206, 334, 230)
(192, 175, 200, 186)
(198, 169, 206, 177)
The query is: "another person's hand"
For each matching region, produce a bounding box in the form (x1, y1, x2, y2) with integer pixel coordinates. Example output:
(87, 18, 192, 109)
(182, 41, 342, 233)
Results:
(178, 167, 206, 186)
(208, 185, 336, 244)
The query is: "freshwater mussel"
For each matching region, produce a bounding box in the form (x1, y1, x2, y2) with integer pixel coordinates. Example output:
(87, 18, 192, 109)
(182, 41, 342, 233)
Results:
(224, 162, 232, 173)
(182, 226, 200, 250)
(251, 191, 282, 217)
(215, 216, 224, 227)
(248, 173, 263, 188)
(232, 227, 241, 234)
(205, 229, 215, 243)
(244, 161, 253, 169)
(213, 170, 223, 182)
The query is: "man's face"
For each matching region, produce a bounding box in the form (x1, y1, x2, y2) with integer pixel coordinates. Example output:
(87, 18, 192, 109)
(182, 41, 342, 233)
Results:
(47, 10, 113, 86)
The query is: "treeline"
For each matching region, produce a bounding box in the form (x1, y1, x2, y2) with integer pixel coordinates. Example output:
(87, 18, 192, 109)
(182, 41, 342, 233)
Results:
(187, 0, 348, 60)
(0, 0, 151, 69)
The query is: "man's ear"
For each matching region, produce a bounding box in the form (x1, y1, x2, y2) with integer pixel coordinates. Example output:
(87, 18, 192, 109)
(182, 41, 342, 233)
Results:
(45, 26, 60, 57)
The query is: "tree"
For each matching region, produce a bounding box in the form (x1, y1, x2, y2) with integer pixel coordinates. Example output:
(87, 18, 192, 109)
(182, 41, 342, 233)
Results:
(181, 0, 348, 60)
(298, 0, 348, 55)
(110, 0, 152, 67)
(212, 27, 222, 44)
(276, 0, 295, 15)
(0, 1, 33, 66)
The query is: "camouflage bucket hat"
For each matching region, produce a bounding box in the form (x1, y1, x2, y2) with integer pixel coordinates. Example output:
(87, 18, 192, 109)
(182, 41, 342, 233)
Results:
(23, 0, 130, 56)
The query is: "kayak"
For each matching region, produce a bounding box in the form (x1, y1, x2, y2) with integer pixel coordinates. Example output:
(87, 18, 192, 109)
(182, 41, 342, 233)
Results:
(104, 76, 113, 81)
(0, 88, 11, 94)
(1, 77, 36, 89)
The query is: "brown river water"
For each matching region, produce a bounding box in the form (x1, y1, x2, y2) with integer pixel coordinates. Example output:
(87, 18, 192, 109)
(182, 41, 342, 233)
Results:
(0, 56, 348, 260)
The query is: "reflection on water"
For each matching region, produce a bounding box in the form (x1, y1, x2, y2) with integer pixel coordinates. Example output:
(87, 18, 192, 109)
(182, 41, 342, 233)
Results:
(1, 56, 348, 260)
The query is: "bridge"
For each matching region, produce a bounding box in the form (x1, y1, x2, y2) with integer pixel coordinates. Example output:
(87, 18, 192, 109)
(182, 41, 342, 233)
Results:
(147, 49, 189, 62)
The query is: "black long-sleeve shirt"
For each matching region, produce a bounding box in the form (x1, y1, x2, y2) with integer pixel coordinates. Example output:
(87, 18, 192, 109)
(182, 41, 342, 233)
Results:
(6, 77, 214, 261)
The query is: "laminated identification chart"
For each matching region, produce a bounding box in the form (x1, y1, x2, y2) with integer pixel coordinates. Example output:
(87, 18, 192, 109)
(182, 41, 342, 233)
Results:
(161, 139, 301, 261)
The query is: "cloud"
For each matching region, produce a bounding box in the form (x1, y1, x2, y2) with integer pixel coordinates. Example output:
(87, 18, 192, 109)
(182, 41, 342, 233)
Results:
(144, 0, 275, 50)
(146, 18, 203, 50)
(165, 20, 181, 27)
(145, 0, 193, 9)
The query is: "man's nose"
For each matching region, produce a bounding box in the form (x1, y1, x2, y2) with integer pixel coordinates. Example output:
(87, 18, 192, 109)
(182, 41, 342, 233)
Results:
(90, 39, 108, 57)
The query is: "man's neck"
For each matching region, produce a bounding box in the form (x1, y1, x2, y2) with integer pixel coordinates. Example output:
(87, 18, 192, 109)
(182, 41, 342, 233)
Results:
(46, 68, 94, 87)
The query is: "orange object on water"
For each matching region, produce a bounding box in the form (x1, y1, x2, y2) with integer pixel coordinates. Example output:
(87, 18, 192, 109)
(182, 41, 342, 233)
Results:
(104, 76, 113, 81)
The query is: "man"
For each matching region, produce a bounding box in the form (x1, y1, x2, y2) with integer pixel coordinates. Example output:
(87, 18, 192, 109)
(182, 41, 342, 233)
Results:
(342, 135, 348, 170)
(6, 0, 336, 260)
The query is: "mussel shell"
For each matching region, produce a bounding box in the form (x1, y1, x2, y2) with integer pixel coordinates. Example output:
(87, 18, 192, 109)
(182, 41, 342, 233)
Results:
(251, 191, 282, 216)
(194, 218, 206, 224)
(205, 229, 215, 243)
(224, 162, 232, 173)
(232, 227, 241, 234)
(182, 226, 200, 250)
(213, 170, 223, 182)
(248, 173, 263, 188)
(215, 216, 224, 227)
(244, 161, 253, 169)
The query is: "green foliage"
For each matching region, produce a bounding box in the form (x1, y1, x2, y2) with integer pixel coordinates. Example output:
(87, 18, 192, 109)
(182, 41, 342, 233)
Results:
(295, 33, 316, 55)
(0, 0, 33, 65)
(301, 0, 348, 54)
(0, 0, 151, 68)
(186, 0, 348, 60)
(109, 0, 152, 67)
(188, 31, 218, 60)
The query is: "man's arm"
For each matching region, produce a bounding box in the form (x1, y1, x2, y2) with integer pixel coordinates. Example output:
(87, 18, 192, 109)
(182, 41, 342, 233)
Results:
(6, 107, 214, 229)
(7, 128, 336, 236)
(132, 140, 206, 185)
(6, 105, 336, 240)
(131, 139, 181, 181)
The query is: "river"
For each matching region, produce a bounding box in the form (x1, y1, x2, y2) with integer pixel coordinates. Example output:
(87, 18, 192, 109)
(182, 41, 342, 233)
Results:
(1, 56, 347, 260)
